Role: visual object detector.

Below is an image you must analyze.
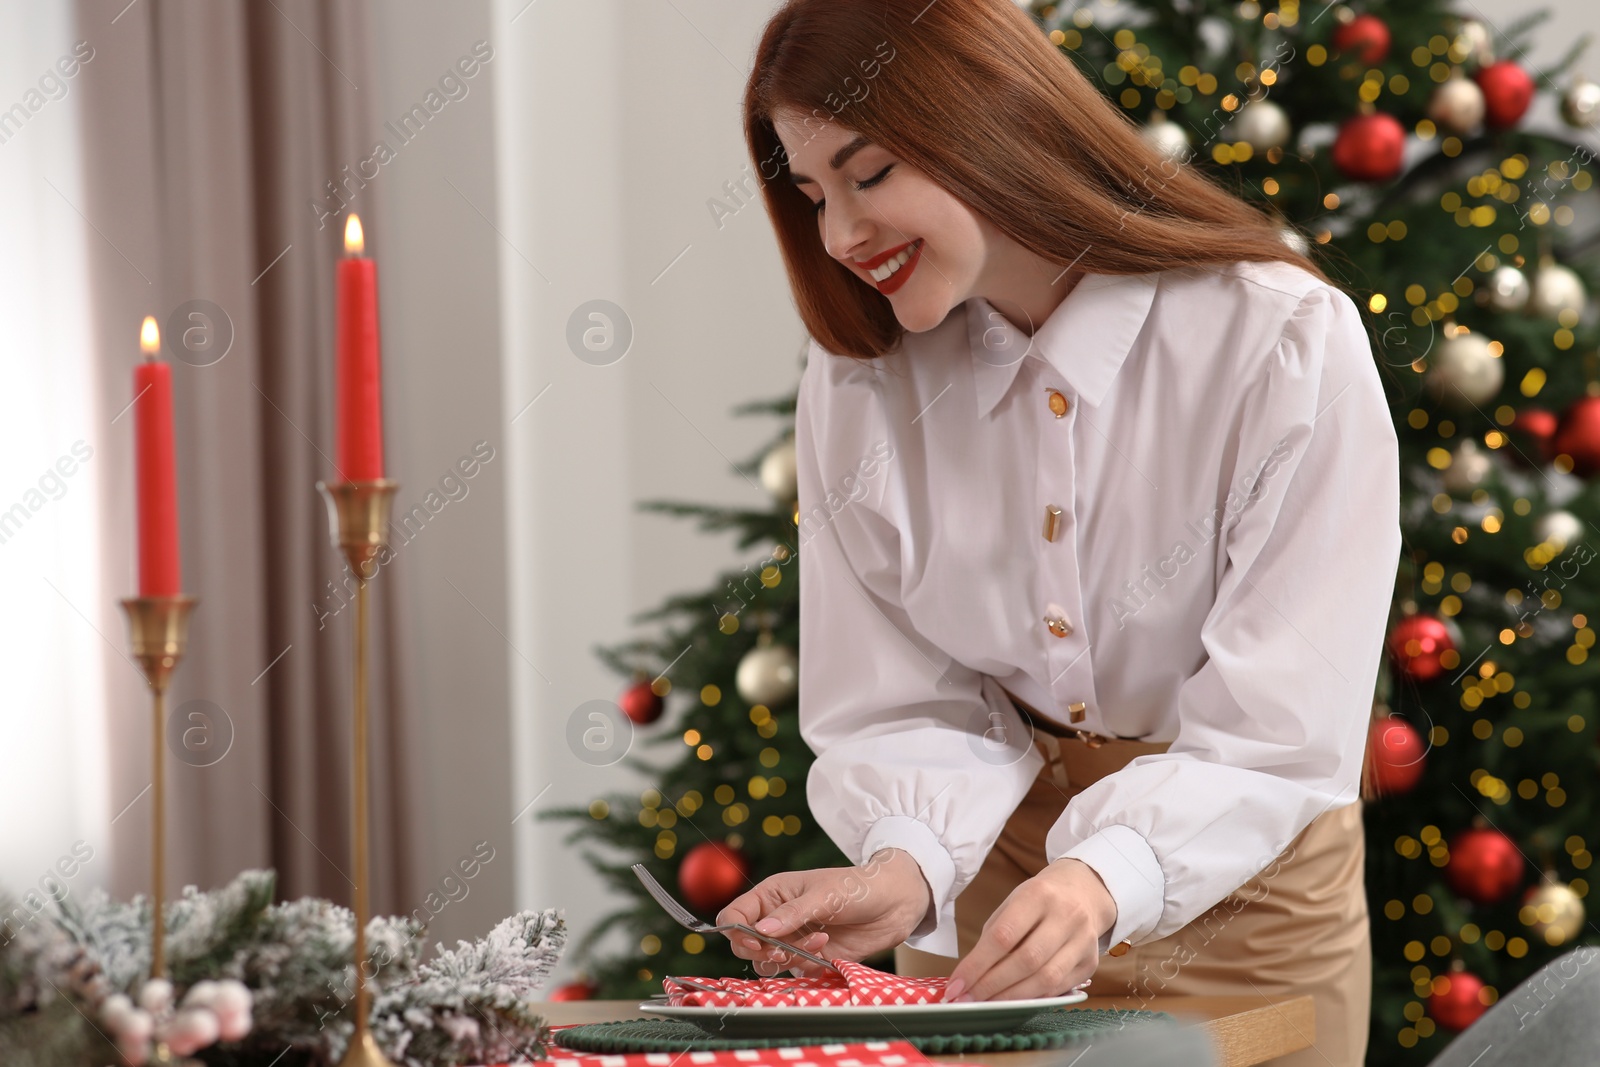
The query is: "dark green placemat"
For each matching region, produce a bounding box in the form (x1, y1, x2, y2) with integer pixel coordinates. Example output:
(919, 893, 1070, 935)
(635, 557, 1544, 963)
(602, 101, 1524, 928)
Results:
(553, 1008, 1176, 1055)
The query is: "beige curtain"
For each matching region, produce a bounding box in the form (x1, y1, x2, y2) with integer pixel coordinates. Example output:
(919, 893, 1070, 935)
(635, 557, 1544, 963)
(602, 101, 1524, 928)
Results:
(76, 0, 421, 917)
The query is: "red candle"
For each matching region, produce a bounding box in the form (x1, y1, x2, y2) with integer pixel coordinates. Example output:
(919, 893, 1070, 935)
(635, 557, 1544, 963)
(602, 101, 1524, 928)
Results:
(336, 213, 385, 481)
(133, 316, 181, 596)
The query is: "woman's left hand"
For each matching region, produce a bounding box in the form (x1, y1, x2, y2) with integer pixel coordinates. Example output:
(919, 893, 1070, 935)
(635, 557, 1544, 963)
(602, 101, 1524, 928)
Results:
(942, 857, 1118, 1002)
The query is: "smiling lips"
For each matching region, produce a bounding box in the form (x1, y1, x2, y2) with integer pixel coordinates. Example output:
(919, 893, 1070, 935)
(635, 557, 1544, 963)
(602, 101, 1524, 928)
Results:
(858, 238, 923, 295)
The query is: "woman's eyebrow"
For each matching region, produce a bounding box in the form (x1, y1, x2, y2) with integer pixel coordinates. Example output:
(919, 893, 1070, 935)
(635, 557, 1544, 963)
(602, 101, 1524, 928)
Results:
(788, 134, 874, 186)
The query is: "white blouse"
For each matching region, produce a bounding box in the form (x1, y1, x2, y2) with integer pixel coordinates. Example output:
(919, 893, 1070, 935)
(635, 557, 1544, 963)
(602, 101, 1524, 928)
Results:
(794, 259, 1401, 959)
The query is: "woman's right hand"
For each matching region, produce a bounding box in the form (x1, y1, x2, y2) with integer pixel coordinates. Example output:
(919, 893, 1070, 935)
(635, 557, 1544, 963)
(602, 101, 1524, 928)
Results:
(715, 848, 934, 976)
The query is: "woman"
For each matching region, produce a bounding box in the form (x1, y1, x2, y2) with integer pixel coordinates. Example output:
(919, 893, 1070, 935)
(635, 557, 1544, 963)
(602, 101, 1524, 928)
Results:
(717, 2, 1401, 1065)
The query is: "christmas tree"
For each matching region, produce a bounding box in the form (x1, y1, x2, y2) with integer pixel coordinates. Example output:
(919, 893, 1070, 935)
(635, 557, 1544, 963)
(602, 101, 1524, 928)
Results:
(540, 393, 855, 1001)
(545, 3, 1600, 1063)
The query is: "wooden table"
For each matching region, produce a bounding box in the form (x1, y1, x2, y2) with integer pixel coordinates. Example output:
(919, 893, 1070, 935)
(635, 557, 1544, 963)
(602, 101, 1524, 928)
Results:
(541, 994, 1313, 1067)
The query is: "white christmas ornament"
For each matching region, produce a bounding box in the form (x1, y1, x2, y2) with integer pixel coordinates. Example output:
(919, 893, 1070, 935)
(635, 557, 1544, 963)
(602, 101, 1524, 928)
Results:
(1562, 76, 1600, 127)
(736, 639, 798, 705)
(1534, 509, 1584, 553)
(1427, 74, 1485, 135)
(1426, 328, 1502, 409)
(1141, 112, 1192, 163)
(1456, 18, 1494, 66)
(759, 438, 798, 503)
(1484, 265, 1529, 313)
(1229, 99, 1291, 150)
(1442, 439, 1492, 493)
(1528, 261, 1586, 319)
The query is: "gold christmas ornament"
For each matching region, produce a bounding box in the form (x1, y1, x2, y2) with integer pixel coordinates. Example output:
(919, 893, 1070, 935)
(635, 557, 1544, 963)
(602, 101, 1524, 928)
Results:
(759, 438, 798, 504)
(1228, 99, 1292, 151)
(1532, 509, 1584, 554)
(1441, 438, 1493, 493)
(1561, 75, 1600, 128)
(1427, 72, 1486, 135)
(1455, 18, 1494, 66)
(735, 632, 799, 706)
(1483, 264, 1530, 313)
(1521, 875, 1585, 946)
(1425, 325, 1503, 410)
(1528, 259, 1587, 319)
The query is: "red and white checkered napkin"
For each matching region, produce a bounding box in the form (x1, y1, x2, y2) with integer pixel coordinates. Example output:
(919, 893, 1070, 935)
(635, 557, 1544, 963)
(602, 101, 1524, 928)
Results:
(663, 960, 951, 1008)
(530, 1038, 946, 1067)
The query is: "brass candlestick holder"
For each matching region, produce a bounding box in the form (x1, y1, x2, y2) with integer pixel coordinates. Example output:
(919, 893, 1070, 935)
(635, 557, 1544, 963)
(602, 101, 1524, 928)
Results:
(119, 593, 197, 1067)
(118, 594, 198, 981)
(315, 478, 398, 1067)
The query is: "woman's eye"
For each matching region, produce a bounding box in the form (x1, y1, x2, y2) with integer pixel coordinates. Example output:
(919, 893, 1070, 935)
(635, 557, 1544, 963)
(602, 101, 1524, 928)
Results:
(811, 165, 894, 215)
(857, 164, 893, 189)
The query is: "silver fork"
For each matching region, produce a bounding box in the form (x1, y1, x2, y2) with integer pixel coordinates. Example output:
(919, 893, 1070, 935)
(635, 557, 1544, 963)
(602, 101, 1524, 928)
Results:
(630, 862, 841, 974)
(654, 976, 806, 1000)
(658, 977, 728, 995)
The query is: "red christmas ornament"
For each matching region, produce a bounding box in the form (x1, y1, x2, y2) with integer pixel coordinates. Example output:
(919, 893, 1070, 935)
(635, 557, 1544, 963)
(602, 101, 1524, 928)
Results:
(1387, 613, 1454, 682)
(1446, 827, 1525, 905)
(1551, 396, 1600, 478)
(549, 979, 598, 1001)
(1365, 716, 1427, 795)
(678, 840, 751, 914)
(1332, 14, 1391, 66)
(1474, 61, 1535, 129)
(619, 677, 664, 725)
(1509, 407, 1558, 468)
(1429, 968, 1488, 1032)
(1331, 112, 1406, 182)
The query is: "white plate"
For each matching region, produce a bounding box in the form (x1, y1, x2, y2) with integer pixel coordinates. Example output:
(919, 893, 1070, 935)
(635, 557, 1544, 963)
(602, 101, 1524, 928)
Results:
(637, 989, 1089, 1037)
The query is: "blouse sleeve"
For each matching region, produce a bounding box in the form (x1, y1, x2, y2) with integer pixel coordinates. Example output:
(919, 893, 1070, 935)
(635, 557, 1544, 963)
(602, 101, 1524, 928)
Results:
(1047, 283, 1403, 950)
(795, 340, 1046, 959)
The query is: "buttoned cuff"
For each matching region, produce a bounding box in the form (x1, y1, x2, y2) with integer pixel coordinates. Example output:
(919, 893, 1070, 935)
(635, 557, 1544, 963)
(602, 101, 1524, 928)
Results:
(1057, 824, 1165, 954)
(861, 815, 958, 958)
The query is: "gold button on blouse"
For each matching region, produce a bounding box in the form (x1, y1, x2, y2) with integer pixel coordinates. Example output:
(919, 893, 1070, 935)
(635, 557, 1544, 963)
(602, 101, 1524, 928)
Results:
(1045, 615, 1073, 638)
(1068, 701, 1087, 723)
(1046, 389, 1070, 418)
(1109, 939, 1132, 957)
(1042, 504, 1062, 542)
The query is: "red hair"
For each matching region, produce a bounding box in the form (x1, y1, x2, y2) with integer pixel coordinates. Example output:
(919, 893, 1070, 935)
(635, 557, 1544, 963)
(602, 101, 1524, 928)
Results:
(743, 0, 1335, 361)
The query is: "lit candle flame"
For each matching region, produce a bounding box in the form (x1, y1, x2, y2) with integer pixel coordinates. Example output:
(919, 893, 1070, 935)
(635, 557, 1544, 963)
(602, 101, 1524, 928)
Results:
(140, 316, 160, 358)
(345, 214, 365, 256)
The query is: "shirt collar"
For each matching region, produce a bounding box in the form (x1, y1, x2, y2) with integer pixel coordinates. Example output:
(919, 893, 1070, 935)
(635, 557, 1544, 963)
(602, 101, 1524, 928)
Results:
(965, 270, 1161, 419)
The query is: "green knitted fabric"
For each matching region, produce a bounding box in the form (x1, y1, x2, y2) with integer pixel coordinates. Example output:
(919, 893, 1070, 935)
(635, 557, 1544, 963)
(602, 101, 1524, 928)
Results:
(552, 1008, 1176, 1054)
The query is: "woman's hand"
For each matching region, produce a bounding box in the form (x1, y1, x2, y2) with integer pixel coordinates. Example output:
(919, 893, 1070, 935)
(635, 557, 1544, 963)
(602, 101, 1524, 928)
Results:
(716, 849, 933, 976)
(942, 857, 1116, 1002)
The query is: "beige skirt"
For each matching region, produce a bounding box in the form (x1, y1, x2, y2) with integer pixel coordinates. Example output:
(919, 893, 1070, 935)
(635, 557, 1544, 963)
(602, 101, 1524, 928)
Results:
(894, 728, 1371, 1067)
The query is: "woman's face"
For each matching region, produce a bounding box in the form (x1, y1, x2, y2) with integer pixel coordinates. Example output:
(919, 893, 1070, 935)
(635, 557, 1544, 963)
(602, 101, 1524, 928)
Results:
(773, 108, 1004, 334)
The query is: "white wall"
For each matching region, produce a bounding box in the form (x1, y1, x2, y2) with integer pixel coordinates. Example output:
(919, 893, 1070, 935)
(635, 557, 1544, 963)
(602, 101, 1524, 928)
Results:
(490, 0, 802, 985)
(372, 0, 804, 969)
